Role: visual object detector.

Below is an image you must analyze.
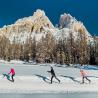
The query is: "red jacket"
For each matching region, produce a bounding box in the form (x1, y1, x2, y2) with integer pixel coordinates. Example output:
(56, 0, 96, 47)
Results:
(8, 68, 15, 75)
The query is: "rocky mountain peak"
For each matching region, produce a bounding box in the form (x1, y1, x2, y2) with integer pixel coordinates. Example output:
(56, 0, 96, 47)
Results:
(0, 9, 93, 43)
(0, 9, 54, 37)
(58, 13, 92, 41)
(33, 9, 45, 18)
(59, 13, 76, 28)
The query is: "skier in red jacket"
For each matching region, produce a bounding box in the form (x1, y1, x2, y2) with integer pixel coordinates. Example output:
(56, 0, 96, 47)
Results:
(8, 68, 15, 82)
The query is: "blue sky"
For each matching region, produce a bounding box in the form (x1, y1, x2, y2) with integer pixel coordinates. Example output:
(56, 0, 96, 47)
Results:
(0, 0, 98, 36)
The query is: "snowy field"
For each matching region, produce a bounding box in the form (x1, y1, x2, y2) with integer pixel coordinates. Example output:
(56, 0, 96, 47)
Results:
(0, 60, 98, 93)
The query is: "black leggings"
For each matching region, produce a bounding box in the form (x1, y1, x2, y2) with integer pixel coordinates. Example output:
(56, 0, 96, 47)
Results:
(11, 74, 15, 82)
(82, 76, 91, 83)
(51, 75, 60, 83)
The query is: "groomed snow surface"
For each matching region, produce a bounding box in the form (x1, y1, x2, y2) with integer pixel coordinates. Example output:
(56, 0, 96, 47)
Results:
(0, 60, 98, 94)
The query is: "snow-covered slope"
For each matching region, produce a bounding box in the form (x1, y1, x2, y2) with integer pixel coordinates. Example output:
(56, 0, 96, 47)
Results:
(0, 63, 98, 93)
(1, 75, 98, 93)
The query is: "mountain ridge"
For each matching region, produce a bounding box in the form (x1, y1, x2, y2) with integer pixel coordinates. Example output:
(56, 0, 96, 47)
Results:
(0, 9, 93, 43)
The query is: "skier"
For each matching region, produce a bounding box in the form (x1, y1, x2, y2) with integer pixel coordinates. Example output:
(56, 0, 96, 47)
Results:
(8, 68, 15, 82)
(80, 69, 91, 84)
(47, 66, 60, 84)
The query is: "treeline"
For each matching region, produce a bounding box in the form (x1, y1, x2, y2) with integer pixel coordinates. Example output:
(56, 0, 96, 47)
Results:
(0, 32, 97, 65)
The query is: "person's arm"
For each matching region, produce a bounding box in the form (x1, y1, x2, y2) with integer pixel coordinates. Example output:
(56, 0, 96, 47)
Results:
(47, 71, 51, 73)
(8, 70, 11, 75)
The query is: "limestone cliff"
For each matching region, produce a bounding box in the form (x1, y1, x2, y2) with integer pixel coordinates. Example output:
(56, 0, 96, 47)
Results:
(59, 13, 92, 41)
(0, 9, 93, 43)
(0, 9, 54, 36)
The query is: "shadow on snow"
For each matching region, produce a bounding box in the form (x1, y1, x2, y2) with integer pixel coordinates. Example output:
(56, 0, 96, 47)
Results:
(60, 75, 81, 83)
(2, 73, 13, 82)
(34, 74, 50, 83)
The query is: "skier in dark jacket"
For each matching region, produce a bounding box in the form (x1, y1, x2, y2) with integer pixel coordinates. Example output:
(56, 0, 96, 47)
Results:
(47, 66, 60, 84)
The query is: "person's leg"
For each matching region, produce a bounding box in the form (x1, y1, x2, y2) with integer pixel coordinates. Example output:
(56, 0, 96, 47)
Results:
(81, 76, 85, 84)
(85, 77, 91, 83)
(51, 76, 54, 84)
(55, 76, 60, 83)
(12, 74, 15, 82)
